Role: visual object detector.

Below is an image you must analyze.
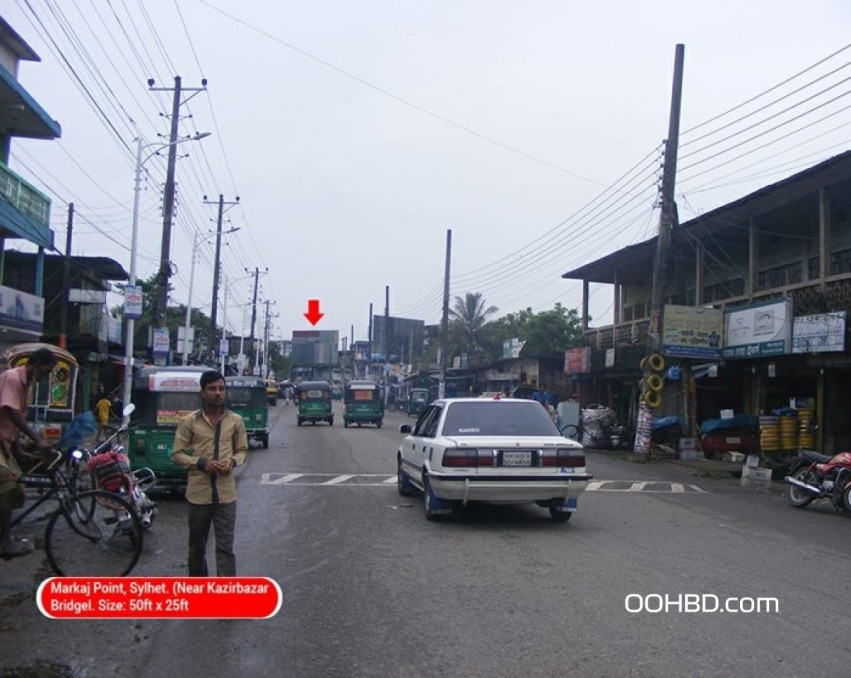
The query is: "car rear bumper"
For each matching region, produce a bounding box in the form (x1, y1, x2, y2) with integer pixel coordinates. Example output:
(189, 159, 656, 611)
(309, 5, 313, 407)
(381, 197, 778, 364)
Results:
(427, 472, 592, 504)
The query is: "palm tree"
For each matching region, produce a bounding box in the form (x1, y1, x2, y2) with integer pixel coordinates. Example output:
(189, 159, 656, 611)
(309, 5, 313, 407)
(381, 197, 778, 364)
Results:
(449, 292, 498, 356)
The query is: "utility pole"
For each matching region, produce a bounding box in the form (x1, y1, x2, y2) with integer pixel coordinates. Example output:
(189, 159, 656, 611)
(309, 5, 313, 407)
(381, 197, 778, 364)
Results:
(247, 267, 267, 374)
(635, 44, 685, 457)
(58, 203, 74, 349)
(262, 299, 278, 378)
(439, 229, 452, 398)
(204, 193, 240, 358)
(367, 303, 374, 381)
(149, 76, 208, 358)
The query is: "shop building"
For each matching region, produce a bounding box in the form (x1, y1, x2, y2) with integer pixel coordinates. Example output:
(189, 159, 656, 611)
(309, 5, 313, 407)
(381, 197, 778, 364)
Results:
(561, 150, 851, 454)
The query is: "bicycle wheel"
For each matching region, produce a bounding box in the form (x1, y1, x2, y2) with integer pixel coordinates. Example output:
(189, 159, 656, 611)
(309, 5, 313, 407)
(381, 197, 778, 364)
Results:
(45, 489, 143, 576)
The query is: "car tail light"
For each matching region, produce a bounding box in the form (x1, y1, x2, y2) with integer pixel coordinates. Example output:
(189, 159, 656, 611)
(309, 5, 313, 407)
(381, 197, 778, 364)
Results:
(540, 448, 585, 467)
(442, 449, 492, 467)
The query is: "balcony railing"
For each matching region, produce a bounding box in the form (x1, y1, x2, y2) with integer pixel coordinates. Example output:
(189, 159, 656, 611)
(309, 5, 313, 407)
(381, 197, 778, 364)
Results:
(0, 161, 50, 228)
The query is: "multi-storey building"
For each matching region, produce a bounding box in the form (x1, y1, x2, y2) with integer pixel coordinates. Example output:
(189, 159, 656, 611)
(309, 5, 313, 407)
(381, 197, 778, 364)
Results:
(561, 150, 851, 453)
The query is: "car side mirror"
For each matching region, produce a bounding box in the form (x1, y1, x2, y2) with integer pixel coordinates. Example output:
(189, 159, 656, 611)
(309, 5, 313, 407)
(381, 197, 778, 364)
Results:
(399, 424, 412, 434)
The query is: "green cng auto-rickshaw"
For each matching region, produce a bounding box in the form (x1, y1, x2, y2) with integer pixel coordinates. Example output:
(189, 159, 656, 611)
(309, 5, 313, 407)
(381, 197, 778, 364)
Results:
(226, 376, 270, 448)
(127, 366, 209, 485)
(343, 380, 384, 428)
(407, 388, 430, 418)
(296, 380, 334, 426)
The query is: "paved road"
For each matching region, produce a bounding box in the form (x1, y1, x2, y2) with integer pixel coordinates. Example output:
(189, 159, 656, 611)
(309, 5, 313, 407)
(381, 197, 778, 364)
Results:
(2, 403, 851, 677)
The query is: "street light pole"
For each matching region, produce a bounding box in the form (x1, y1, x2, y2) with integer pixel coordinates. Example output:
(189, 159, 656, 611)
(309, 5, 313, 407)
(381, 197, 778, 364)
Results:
(182, 230, 201, 365)
(122, 132, 210, 424)
(181, 225, 239, 366)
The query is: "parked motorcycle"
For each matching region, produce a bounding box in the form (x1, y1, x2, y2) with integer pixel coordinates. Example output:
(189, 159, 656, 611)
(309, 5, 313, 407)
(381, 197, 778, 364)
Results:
(784, 448, 851, 512)
(63, 405, 158, 529)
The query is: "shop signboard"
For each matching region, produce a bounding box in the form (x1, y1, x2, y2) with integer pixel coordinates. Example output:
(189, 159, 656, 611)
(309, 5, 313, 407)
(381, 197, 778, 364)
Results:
(723, 299, 792, 359)
(792, 311, 846, 353)
(0, 285, 43, 336)
(564, 347, 591, 374)
(662, 304, 723, 359)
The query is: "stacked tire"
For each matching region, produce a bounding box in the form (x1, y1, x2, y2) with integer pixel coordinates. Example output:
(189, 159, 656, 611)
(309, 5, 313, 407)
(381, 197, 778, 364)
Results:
(641, 354, 665, 409)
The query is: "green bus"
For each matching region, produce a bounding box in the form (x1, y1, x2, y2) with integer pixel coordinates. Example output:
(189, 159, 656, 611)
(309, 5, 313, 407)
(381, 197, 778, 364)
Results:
(226, 376, 270, 448)
(296, 380, 334, 426)
(127, 366, 209, 485)
(343, 380, 384, 428)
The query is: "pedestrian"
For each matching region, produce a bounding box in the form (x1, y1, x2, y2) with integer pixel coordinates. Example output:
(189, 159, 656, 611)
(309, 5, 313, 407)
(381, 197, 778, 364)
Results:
(0, 347, 57, 559)
(171, 370, 248, 576)
(95, 394, 112, 441)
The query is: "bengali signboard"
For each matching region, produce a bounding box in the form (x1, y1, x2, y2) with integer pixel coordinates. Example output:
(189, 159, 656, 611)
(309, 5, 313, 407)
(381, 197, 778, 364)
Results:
(125, 285, 142, 320)
(152, 327, 170, 357)
(662, 304, 723, 359)
(792, 311, 846, 353)
(723, 299, 792, 359)
(564, 347, 591, 374)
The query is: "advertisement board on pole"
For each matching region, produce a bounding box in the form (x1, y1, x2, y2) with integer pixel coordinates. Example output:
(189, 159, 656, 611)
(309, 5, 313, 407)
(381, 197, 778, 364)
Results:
(153, 327, 170, 357)
(124, 285, 142, 320)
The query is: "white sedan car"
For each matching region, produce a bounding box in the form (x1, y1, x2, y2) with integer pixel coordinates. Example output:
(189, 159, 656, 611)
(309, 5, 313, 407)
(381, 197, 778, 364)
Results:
(397, 397, 592, 522)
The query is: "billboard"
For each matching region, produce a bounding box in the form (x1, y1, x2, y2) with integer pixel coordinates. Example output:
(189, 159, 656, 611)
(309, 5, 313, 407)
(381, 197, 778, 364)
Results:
(292, 330, 339, 365)
(373, 316, 425, 361)
(723, 299, 792, 359)
(662, 304, 723, 359)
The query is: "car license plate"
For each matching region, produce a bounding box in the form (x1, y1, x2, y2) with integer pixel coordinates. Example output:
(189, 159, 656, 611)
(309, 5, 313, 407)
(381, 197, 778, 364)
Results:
(502, 450, 532, 467)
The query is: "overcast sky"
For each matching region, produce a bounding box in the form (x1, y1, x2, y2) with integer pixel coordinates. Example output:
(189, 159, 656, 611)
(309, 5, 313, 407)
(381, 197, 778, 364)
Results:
(5, 1, 851, 347)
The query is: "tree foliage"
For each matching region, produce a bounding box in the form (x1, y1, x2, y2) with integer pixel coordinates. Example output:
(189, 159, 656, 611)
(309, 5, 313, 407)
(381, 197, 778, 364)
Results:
(448, 292, 498, 359)
(479, 303, 584, 361)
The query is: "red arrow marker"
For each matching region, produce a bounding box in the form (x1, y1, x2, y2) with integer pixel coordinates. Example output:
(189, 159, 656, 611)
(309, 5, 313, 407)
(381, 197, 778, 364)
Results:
(304, 299, 324, 326)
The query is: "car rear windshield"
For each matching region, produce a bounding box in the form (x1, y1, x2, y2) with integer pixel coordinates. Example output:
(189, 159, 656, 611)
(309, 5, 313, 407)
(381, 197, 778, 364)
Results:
(442, 401, 560, 437)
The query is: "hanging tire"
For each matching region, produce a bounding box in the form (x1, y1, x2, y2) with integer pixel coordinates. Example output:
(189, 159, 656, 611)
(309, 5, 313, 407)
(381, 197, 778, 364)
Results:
(639, 357, 647, 371)
(648, 354, 665, 372)
(644, 390, 662, 409)
(646, 374, 664, 392)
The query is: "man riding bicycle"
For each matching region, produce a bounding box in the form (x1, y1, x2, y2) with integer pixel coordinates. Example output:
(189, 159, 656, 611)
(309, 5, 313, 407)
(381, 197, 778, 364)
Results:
(0, 347, 57, 560)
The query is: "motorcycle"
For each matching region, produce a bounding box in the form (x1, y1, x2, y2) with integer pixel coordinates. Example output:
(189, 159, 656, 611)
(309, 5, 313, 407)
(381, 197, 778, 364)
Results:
(784, 448, 851, 512)
(62, 404, 158, 530)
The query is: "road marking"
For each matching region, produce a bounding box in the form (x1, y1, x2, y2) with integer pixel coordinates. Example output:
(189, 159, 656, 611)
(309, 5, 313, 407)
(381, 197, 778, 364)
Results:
(322, 474, 355, 485)
(259, 473, 708, 493)
(260, 473, 304, 485)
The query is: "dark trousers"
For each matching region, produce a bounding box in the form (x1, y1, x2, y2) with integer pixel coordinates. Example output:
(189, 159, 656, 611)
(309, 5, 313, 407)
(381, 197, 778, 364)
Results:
(187, 501, 237, 576)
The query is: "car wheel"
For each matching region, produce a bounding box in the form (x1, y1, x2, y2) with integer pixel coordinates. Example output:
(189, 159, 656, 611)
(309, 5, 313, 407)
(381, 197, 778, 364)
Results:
(423, 474, 449, 521)
(297, 419, 303, 426)
(397, 458, 416, 497)
(262, 433, 269, 449)
(548, 500, 572, 523)
(343, 420, 349, 428)
(376, 421, 383, 429)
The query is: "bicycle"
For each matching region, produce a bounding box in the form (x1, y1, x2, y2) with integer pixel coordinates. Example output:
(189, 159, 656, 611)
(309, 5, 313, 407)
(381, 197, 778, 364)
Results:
(12, 447, 143, 576)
